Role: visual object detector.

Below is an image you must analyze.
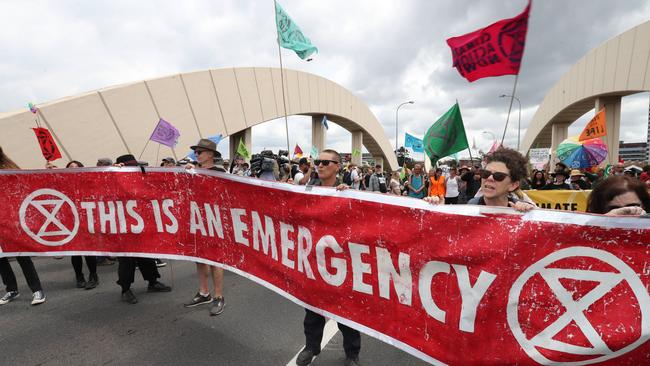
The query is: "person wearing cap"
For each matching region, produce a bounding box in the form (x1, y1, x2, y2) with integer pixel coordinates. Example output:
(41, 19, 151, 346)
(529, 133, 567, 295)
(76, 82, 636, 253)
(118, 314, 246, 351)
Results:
(293, 157, 313, 185)
(183, 139, 226, 316)
(114, 154, 172, 304)
(161, 157, 176, 167)
(96, 158, 113, 167)
(541, 168, 571, 190)
(569, 170, 590, 190)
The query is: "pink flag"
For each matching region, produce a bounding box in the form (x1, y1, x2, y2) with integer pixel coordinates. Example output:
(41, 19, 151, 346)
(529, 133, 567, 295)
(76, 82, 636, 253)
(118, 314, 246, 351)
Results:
(149, 119, 180, 147)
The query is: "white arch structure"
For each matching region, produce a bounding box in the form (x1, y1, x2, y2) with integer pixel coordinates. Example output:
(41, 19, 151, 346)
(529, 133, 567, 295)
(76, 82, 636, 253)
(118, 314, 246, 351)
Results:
(521, 21, 650, 164)
(0, 67, 397, 170)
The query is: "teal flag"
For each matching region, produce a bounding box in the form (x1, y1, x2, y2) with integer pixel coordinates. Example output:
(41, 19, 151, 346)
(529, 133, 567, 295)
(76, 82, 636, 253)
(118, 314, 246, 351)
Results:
(404, 132, 424, 153)
(423, 103, 469, 166)
(310, 146, 319, 158)
(275, 1, 318, 60)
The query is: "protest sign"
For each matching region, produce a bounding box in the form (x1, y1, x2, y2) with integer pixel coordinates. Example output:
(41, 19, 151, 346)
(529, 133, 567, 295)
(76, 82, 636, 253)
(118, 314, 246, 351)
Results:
(524, 189, 591, 212)
(0, 169, 648, 365)
(528, 148, 550, 170)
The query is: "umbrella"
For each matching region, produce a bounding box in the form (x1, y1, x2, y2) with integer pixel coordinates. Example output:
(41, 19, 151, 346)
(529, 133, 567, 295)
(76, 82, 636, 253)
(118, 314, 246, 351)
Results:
(556, 136, 608, 169)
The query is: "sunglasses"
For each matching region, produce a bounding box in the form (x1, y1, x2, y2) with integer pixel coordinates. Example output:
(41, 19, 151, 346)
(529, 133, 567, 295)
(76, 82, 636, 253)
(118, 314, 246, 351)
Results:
(314, 159, 339, 166)
(479, 169, 510, 182)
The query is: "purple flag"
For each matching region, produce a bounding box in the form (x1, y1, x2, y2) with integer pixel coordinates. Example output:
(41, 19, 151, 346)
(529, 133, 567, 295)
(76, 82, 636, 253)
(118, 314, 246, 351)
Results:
(149, 118, 180, 147)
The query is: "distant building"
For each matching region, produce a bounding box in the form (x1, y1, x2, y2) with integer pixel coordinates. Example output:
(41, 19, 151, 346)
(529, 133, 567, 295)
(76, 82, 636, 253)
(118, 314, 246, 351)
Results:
(619, 141, 648, 163)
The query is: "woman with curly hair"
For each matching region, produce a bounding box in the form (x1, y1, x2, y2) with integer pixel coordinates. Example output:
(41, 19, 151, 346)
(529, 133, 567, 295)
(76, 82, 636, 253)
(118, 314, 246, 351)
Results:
(0, 147, 46, 305)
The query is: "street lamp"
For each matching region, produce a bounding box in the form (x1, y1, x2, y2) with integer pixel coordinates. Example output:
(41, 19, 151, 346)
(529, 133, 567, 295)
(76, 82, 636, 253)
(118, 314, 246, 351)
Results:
(395, 101, 415, 155)
(500, 94, 522, 150)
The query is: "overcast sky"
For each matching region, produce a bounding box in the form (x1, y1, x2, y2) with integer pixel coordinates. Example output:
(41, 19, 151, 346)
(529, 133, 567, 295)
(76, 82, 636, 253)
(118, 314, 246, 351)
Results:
(1, 0, 649, 160)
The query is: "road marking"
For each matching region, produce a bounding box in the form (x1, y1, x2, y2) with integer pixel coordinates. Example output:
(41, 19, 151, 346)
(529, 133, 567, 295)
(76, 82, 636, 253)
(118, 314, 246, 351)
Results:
(286, 319, 339, 366)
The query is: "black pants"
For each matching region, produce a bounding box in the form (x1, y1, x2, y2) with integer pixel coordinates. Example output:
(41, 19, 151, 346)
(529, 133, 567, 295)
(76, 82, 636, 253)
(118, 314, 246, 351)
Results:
(0, 257, 42, 293)
(445, 196, 459, 204)
(71, 256, 97, 278)
(116, 257, 160, 292)
(303, 309, 360, 358)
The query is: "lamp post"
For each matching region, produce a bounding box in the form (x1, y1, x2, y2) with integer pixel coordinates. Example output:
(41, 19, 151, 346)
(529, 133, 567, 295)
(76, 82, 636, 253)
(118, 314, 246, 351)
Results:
(395, 101, 415, 156)
(500, 94, 522, 150)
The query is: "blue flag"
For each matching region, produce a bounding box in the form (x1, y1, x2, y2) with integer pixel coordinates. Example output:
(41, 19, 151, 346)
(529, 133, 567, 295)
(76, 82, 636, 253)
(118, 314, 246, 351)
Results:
(321, 115, 329, 130)
(405, 132, 424, 153)
(187, 134, 223, 161)
(275, 1, 318, 60)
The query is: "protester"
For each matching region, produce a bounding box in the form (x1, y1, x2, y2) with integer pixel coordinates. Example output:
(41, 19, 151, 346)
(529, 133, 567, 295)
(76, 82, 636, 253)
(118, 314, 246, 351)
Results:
(45, 162, 57, 169)
(529, 170, 546, 189)
(590, 168, 606, 189)
(94, 158, 116, 266)
(461, 165, 482, 200)
(587, 175, 650, 216)
(457, 165, 470, 203)
(405, 163, 426, 199)
(293, 158, 312, 185)
(0, 146, 46, 305)
(96, 157, 113, 167)
(161, 157, 175, 167)
(444, 167, 461, 204)
(65, 160, 99, 289)
(280, 164, 292, 183)
(230, 156, 246, 176)
(350, 164, 361, 190)
(114, 154, 172, 304)
(541, 169, 571, 190)
(183, 139, 226, 316)
(428, 168, 446, 202)
(612, 162, 625, 176)
(389, 171, 402, 195)
(640, 165, 650, 186)
(368, 164, 388, 193)
(569, 170, 590, 190)
(429, 148, 534, 212)
(361, 167, 372, 190)
(298, 149, 360, 366)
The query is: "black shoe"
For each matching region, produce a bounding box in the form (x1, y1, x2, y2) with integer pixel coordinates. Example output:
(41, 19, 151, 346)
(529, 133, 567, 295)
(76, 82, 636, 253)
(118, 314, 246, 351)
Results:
(344, 356, 361, 366)
(155, 259, 167, 268)
(75, 275, 86, 289)
(184, 292, 212, 308)
(296, 348, 319, 366)
(85, 273, 99, 290)
(210, 296, 225, 316)
(121, 289, 138, 304)
(147, 281, 172, 292)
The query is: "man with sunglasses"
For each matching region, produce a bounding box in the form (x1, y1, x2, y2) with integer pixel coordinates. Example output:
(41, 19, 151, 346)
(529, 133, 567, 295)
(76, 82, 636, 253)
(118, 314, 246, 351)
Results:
(183, 139, 227, 316)
(298, 149, 360, 366)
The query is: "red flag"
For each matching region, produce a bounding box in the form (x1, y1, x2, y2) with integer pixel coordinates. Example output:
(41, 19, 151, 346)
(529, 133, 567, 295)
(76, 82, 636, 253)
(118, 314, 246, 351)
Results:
(32, 127, 62, 161)
(446, 1, 531, 82)
(293, 144, 303, 158)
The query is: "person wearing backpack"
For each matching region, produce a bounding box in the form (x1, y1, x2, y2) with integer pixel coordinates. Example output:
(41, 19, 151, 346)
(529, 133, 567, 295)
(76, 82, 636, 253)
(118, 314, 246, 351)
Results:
(369, 164, 388, 193)
(405, 163, 427, 199)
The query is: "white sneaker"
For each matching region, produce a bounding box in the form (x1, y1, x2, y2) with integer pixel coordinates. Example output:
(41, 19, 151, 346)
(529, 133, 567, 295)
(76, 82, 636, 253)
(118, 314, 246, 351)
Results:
(0, 291, 19, 305)
(31, 290, 46, 305)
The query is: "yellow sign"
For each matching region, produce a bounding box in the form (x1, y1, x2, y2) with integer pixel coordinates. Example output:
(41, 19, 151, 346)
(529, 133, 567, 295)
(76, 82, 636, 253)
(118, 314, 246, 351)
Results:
(524, 190, 591, 212)
(578, 108, 606, 141)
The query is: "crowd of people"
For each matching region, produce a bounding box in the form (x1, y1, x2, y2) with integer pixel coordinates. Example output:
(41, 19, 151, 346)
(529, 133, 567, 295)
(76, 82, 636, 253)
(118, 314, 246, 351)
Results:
(1, 141, 649, 366)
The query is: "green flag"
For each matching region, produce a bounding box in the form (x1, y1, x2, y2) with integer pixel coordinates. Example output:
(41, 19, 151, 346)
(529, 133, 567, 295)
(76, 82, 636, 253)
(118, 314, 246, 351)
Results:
(352, 148, 361, 157)
(423, 103, 469, 166)
(275, 1, 318, 60)
(237, 138, 250, 159)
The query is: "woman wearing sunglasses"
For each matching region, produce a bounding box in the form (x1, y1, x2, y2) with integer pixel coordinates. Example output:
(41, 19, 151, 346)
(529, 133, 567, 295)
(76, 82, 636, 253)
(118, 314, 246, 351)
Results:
(587, 175, 649, 216)
(426, 148, 534, 212)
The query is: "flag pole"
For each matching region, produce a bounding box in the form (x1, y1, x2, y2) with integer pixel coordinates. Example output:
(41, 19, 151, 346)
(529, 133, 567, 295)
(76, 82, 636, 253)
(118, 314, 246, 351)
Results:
(500, 74, 519, 146)
(274, 0, 291, 154)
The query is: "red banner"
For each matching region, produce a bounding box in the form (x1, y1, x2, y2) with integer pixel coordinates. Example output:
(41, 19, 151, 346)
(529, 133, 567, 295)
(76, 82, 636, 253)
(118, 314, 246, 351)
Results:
(32, 127, 62, 161)
(0, 169, 649, 366)
(446, 1, 530, 82)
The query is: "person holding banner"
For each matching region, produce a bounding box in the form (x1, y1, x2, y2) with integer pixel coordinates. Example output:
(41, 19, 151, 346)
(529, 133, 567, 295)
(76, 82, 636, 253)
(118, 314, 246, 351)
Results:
(0, 147, 46, 306)
(65, 160, 99, 290)
(113, 154, 172, 304)
(428, 148, 534, 212)
(183, 139, 227, 316)
(298, 149, 361, 366)
(587, 175, 649, 216)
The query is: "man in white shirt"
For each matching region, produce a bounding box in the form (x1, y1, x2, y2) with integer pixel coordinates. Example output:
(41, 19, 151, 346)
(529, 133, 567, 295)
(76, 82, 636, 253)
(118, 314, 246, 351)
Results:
(350, 164, 361, 190)
(293, 158, 312, 185)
